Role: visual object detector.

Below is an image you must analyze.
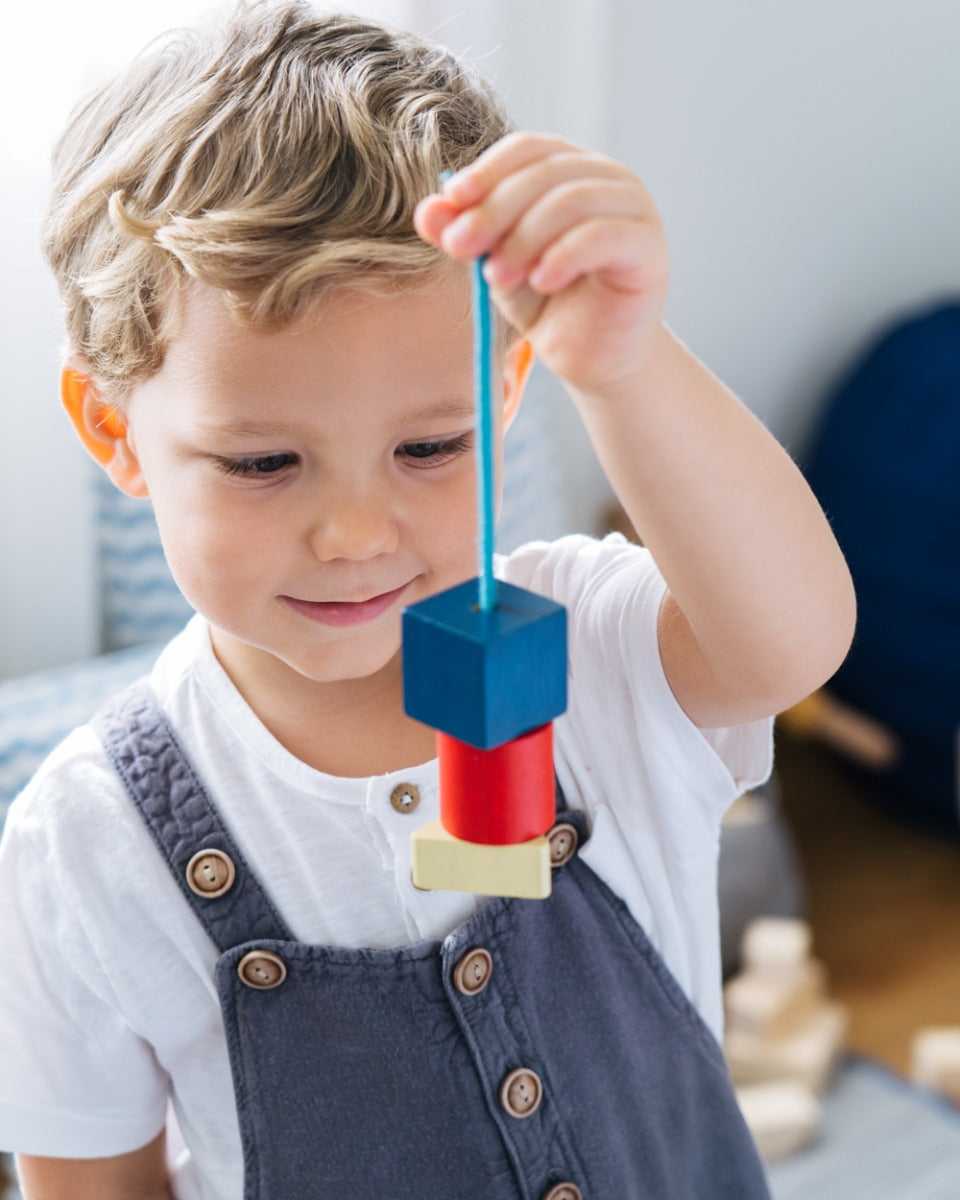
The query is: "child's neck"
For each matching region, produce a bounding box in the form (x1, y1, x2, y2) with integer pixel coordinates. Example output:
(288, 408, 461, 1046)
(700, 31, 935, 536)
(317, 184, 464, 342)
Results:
(282, 698, 438, 778)
(210, 633, 437, 778)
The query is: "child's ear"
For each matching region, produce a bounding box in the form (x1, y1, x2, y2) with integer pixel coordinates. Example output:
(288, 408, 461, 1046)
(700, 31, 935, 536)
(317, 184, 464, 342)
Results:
(60, 367, 148, 497)
(502, 338, 534, 433)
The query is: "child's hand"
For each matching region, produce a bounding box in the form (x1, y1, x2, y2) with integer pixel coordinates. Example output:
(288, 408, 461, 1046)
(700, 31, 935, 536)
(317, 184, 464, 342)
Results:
(414, 133, 669, 397)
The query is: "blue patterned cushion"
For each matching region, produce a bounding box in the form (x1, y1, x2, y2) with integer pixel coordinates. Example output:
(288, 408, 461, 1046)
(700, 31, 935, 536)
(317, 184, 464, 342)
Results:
(95, 472, 194, 650)
(0, 641, 164, 817)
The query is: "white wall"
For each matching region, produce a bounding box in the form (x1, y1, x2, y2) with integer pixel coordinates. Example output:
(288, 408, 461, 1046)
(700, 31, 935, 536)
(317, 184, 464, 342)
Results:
(0, 2, 222, 678)
(405, 0, 960, 500)
(1, 0, 957, 677)
(0, 156, 98, 677)
(609, 0, 960, 454)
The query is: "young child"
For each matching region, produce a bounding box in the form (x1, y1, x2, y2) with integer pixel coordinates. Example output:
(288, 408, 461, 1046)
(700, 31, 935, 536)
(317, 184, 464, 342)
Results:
(0, 2, 855, 1197)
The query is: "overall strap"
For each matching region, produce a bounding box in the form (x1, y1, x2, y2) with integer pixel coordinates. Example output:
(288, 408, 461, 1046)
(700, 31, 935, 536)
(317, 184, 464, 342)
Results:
(93, 680, 293, 952)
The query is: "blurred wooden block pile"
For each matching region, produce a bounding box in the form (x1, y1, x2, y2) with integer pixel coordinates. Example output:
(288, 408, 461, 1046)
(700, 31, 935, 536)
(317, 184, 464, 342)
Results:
(725, 916, 847, 1161)
(726, 916, 960, 1166)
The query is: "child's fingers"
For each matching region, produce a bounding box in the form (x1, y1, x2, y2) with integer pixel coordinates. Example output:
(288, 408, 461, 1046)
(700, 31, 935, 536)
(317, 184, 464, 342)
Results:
(443, 131, 583, 206)
(488, 281, 546, 334)
(417, 133, 582, 247)
(413, 194, 461, 246)
(527, 216, 669, 297)
(426, 130, 664, 319)
(439, 154, 631, 261)
(480, 178, 647, 290)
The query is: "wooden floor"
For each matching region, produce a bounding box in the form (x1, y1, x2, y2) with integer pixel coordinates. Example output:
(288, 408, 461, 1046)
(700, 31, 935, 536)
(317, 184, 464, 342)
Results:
(775, 729, 960, 1076)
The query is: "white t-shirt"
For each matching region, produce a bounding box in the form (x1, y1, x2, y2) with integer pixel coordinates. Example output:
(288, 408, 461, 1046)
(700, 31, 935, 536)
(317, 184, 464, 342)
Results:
(0, 534, 771, 1197)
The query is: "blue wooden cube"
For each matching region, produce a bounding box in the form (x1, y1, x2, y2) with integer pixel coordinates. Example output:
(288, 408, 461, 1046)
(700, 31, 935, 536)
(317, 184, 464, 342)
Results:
(402, 578, 566, 749)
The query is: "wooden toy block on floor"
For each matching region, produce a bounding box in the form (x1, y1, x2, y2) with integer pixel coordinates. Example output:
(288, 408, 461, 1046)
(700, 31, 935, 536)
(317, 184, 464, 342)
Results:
(411, 819, 552, 899)
(725, 1003, 848, 1093)
(402, 578, 566, 749)
(724, 916, 848, 1097)
(911, 1027, 960, 1104)
(724, 959, 827, 1038)
(741, 916, 812, 978)
(734, 1080, 821, 1161)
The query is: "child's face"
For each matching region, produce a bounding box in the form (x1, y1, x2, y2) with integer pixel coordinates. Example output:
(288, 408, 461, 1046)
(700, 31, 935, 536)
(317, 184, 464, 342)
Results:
(120, 271, 499, 694)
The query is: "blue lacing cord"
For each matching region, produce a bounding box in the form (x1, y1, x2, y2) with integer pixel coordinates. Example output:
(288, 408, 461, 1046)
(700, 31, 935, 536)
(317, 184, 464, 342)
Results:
(441, 170, 497, 613)
(471, 256, 497, 613)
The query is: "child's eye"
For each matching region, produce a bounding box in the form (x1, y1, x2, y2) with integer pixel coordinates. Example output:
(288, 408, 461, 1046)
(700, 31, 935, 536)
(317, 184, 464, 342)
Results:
(214, 453, 298, 478)
(398, 433, 473, 467)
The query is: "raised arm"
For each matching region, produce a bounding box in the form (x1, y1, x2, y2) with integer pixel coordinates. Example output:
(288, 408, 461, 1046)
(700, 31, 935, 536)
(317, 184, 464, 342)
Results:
(569, 324, 856, 728)
(17, 1130, 173, 1200)
(416, 133, 855, 728)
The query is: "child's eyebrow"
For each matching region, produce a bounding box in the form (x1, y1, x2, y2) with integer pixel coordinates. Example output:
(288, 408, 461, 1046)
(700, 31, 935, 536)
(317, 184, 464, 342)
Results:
(198, 401, 475, 440)
(199, 420, 299, 439)
(403, 399, 475, 424)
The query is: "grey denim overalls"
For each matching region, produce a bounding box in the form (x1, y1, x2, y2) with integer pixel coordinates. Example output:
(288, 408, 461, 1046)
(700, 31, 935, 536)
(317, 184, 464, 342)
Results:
(94, 682, 770, 1200)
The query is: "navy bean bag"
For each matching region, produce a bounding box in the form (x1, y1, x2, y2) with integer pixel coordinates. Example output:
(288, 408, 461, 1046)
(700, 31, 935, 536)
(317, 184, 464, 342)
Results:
(802, 301, 960, 835)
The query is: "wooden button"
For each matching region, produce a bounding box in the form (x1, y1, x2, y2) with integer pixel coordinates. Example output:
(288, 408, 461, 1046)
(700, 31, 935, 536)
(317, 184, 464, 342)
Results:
(390, 782, 421, 815)
(547, 822, 579, 868)
(237, 950, 287, 990)
(453, 947, 493, 996)
(542, 1185, 582, 1200)
(185, 849, 236, 898)
(499, 1067, 542, 1118)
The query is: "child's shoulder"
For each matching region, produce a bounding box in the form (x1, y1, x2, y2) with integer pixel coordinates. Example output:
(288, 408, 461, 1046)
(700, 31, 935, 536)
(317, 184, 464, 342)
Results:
(2, 706, 209, 974)
(499, 531, 658, 599)
(6, 721, 137, 857)
(3, 621, 205, 856)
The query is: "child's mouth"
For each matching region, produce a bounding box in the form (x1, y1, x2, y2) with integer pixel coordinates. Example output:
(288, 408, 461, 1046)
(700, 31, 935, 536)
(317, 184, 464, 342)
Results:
(280, 582, 411, 627)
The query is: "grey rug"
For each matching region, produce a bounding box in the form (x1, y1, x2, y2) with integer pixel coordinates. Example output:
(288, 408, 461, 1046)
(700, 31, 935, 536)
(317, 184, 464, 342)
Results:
(768, 1058, 960, 1199)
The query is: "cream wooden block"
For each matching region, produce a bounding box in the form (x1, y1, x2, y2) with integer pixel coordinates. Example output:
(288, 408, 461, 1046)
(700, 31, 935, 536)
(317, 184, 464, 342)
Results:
(725, 959, 827, 1038)
(411, 819, 552, 899)
(735, 1080, 821, 1161)
(911, 1027, 960, 1103)
(741, 917, 813, 977)
(725, 1001, 848, 1093)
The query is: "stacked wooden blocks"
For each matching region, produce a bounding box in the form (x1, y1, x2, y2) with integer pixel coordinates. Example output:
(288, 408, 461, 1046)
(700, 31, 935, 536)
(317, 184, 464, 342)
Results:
(403, 578, 566, 899)
(911, 1027, 960, 1106)
(724, 916, 848, 1161)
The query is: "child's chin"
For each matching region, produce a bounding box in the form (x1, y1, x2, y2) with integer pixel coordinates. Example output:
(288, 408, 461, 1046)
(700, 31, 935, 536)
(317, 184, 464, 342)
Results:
(289, 644, 401, 686)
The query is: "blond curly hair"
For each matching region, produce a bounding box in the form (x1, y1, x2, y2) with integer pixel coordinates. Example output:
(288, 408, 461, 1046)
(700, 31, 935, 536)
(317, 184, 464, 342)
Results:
(41, 0, 512, 399)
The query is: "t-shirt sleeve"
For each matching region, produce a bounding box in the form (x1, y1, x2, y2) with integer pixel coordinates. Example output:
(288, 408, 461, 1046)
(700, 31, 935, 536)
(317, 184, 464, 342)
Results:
(500, 533, 774, 814)
(0, 776, 169, 1156)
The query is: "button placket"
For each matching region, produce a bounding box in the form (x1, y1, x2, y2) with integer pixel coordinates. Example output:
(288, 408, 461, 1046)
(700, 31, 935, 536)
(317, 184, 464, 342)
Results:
(443, 932, 572, 1188)
(372, 775, 452, 940)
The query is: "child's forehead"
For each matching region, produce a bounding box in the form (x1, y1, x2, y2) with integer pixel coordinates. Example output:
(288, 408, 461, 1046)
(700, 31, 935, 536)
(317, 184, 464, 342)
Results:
(127, 265, 523, 421)
(305, 271, 473, 330)
(188, 265, 469, 319)
(152, 272, 478, 397)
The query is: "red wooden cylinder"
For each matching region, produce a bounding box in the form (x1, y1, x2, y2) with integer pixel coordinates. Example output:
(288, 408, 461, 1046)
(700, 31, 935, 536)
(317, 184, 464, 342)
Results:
(437, 722, 554, 845)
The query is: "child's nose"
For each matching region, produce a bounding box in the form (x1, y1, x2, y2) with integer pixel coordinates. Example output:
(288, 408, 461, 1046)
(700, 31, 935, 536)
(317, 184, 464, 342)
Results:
(306, 486, 400, 562)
